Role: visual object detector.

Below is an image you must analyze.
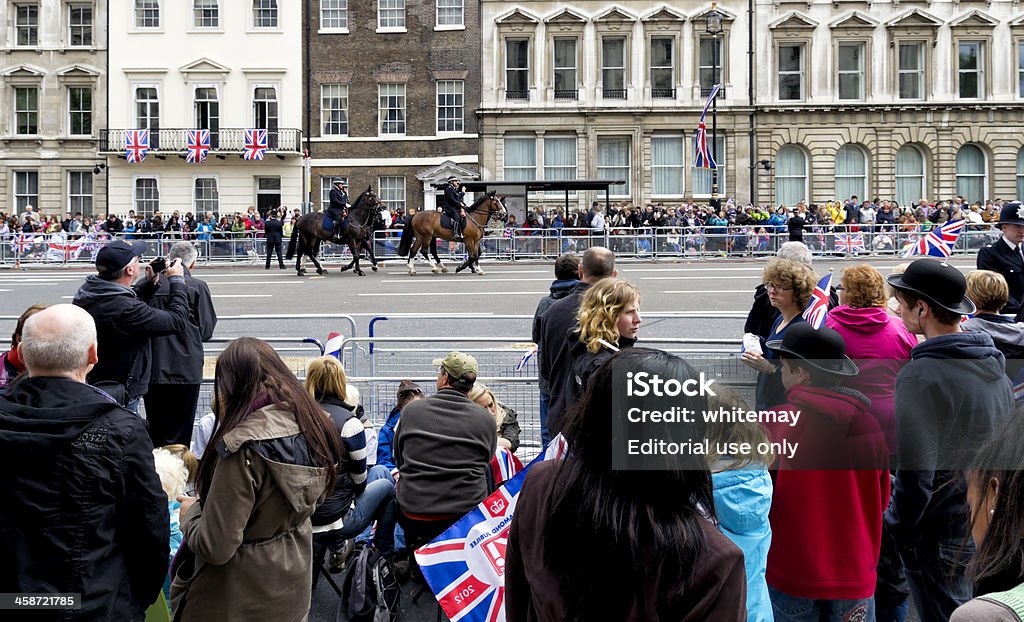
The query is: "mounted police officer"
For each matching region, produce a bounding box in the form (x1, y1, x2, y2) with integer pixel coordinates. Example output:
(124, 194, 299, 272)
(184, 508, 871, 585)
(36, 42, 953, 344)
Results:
(328, 178, 349, 242)
(442, 175, 467, 242)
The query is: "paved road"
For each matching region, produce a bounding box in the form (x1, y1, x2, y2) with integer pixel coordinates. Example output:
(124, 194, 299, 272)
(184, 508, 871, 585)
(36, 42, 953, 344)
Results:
(1, 256, 945, 621)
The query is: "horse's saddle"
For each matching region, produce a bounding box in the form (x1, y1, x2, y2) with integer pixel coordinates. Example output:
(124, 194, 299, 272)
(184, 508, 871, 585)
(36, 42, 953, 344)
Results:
(322, 214, 336, 232)
(440, 214, 465, 231)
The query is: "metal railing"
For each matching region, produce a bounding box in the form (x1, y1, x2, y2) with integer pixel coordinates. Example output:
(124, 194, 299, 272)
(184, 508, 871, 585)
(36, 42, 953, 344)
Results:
(98, 128, 303, 154)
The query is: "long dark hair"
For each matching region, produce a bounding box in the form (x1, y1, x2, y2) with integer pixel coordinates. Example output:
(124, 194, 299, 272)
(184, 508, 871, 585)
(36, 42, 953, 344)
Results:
(968, 405, 1024, 595)
(196, 337, 342, 500)
(545, 348, 715, 621)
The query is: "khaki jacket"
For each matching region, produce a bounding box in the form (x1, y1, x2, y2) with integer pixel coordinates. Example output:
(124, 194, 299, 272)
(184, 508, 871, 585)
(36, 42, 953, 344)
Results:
(170, 405, 330, 622)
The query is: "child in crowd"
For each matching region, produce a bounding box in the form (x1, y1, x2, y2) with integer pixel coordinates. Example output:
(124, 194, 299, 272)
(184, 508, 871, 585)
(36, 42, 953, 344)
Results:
(764, 323, 890, 621)
(706, 385, 775, 622)
(152, 446, 196, 606)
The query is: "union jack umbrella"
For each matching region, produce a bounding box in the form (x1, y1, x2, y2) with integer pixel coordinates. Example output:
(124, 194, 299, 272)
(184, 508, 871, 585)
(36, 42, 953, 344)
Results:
(801, 272, 833, 330)
(186, 129, 210, 164)
(416, 434, 567, 622)
(902, 219, 965, 258)
(125, 129, 149, 163)
(694, 83, 722, 170)
(243, 129, 267, 161)
(834, 232, 865, 254)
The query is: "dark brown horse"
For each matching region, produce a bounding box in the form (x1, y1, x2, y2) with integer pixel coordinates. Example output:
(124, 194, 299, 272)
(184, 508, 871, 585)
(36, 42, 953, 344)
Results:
(286, 187, 383, 276)
(396, 192, 506, 276)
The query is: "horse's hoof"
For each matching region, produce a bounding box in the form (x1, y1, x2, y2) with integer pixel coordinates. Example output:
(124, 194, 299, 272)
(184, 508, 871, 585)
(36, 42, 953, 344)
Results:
(356, 270, 365, 276)
(297, 270, 305, 276)
(455, 267, 464, 274)
(317, 269, 326, 275)
(409, 270, 417, 276)
(431, 266, 441, 274)
(477, 270, 486, 276)
(441, 266, 449, 273)
(339, 266, 350, 273)
(371, 266, 378, 272)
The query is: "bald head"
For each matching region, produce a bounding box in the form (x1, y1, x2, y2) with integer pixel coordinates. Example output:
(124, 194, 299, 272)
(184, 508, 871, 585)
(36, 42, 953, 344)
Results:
(20, 304, 98, 379)
(579, 246, 616, 284)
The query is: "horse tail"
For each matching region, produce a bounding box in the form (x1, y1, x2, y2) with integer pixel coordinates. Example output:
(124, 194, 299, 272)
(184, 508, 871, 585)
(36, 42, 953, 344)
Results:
(396, 217, 414, 257)
(286, 223, 299, 259)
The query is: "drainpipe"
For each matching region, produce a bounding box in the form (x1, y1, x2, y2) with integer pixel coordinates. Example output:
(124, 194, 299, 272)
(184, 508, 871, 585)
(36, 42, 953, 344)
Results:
(748, 0, 756, 206)
(304, 0, 312, 211)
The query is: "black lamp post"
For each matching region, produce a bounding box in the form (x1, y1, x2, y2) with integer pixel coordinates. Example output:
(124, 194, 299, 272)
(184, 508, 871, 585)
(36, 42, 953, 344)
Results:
(705, 4, 724, 204)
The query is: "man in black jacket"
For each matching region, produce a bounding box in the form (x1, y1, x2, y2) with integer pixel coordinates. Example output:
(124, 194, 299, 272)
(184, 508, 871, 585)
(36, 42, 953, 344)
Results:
(144, 242, 217, 447)
(0, 304, 169, 620)
(886, 259, 1013, 620)
(73, 240, 191, 412)
(264, 208, 285, 269)
(537, 246, 616, 439)
(977, 201, 1024, 316)
(532, 253, 580, 447)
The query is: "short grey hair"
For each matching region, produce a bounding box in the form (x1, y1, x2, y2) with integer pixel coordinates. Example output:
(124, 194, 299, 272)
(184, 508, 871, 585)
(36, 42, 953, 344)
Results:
(168, 242, 198, 267)
(776, 241, 813, 266)
(20, 304, 97, 374)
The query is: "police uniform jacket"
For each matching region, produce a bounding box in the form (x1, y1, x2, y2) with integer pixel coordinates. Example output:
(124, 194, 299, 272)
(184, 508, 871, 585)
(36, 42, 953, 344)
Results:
(978, 238, 1024, 315)
(328, 187, 348, 218)
(443, 185, 465, 215)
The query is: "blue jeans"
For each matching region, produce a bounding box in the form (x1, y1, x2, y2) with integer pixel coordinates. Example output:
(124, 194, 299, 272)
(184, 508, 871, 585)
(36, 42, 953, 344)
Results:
(539, 391, 551, 447)
(334, 465, 397, 555)
(899, 538, 972, 622)
(769, 586, 874, 622)
(353, 466, 405, 551)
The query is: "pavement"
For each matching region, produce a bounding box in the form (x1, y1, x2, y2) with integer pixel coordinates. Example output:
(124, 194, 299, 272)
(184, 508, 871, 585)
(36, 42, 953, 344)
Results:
(0, 255, 942, 621)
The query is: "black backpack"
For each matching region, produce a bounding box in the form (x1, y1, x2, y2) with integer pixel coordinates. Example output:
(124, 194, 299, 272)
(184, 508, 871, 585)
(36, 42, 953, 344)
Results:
(336, 544, 400, 622)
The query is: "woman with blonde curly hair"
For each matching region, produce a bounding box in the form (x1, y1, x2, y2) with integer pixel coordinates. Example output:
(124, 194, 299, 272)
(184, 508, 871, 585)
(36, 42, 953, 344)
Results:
(742, 258, 817, 409)
(562, 278, 642, 413)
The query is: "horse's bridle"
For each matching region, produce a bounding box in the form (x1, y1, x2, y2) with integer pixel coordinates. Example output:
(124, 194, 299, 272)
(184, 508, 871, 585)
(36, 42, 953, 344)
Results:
(349, 195, 379, 230)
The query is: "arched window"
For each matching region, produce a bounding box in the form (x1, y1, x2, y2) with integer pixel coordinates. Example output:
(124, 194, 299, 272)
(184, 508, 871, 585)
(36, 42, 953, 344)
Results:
(1017, 148, 1024, 201)
(775, 145, 807, 206)
(834, 145, 866, 202)
(895, 145, 924, 207)
(956, 144, 987, 204)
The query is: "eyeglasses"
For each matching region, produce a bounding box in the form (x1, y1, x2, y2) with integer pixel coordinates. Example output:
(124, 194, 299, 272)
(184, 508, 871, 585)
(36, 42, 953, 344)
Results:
(764, 282, 793, 292)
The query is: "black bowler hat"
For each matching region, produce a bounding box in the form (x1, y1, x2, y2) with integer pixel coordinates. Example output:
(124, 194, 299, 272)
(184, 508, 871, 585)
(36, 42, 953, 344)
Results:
(997, 202, 1024, 227)
(886, 258, 976, 315)
(96, 240, 148, 273)
(766, 323, 859, 376)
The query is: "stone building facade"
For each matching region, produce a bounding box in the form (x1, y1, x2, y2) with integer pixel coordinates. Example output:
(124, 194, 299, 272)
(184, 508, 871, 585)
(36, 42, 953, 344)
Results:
(478, 1, 755, 212)
(306, 0, 481, 213)
(0, 0, 107, 218)
(755, 0, 1024, 207)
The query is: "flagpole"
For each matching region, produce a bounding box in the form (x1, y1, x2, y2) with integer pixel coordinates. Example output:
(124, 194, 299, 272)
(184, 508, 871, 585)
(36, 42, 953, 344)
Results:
(705, 4, 724, 208)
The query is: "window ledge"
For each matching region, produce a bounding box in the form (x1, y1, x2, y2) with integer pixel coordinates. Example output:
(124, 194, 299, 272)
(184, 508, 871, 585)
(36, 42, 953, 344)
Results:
(376, 27, 407, 34)
(128, 28, 165, 34)
(434, 24, 465, 32)
(318, 28, 349, 35)
(187, 27, 225, 34)
(247, 28, 283, 35)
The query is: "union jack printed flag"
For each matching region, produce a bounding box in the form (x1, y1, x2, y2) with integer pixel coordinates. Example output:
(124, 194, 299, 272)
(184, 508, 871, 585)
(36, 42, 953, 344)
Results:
(13, 234, 36, 253)
(416, 435, 567, 622)
(902, 219, 965, 258)
(78, 234, 102, 261)
(834, 232, 865, 254)
(694, 83, 722, 170)
(186, 129, 210, 164)
(325, 331, 344, 359)
(514, 346, 537, 373)
(125, 130, 149, 163)
(490, 447, 524, 486)
(243, 129, 267, 161)
(802, 272, 833, 330)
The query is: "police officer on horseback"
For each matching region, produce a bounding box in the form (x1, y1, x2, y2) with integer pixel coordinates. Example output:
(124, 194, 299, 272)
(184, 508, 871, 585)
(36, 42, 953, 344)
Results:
(328, 178, 349, 242)
(443, 175, 467, 242)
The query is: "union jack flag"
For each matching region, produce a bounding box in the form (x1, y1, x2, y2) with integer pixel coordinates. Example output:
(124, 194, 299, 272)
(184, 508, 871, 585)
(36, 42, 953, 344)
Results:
(325, 331, 344, 359)
(514, 346, 537, 372)
(125, 129, 149, 163)
(490, 447, 524, 486)
(186, 129, 210, 164)
(902, 219, 965, 258)
(243, 129, 267, 161)
(802, 272, 833, 330)
(416, 434, 567, 622)
(78, 234, 102, 261)
(834, 232, 865, 254)
(694, 84, 722, 170)
(13, 234, 36, 253)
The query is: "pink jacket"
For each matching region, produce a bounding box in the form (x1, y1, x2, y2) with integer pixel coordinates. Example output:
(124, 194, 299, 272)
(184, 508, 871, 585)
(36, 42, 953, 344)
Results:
(826, 305, 917, 453)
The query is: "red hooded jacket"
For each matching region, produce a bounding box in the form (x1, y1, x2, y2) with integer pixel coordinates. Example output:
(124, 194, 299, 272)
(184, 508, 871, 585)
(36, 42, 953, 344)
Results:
(765, 384, 890, 600)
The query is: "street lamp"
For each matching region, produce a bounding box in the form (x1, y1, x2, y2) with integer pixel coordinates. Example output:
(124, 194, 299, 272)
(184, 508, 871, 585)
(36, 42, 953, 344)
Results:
(705, 3, 724, 205)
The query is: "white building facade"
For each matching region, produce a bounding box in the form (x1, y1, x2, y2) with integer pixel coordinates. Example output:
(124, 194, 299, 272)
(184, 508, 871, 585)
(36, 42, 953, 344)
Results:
(755, 0, 1024, 207)
(104, 0, 304, 217)
(478, 1, 754, 209)
(0, 0, 107, 217)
